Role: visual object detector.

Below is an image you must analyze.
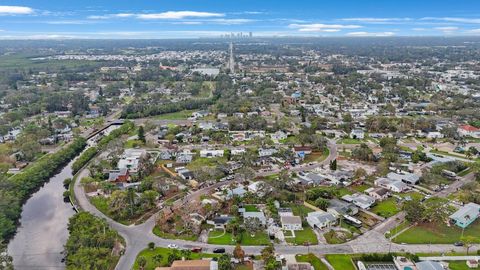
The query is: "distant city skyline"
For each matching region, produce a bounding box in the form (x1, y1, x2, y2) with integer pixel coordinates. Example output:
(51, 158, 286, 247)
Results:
(1, 0, 480, 39)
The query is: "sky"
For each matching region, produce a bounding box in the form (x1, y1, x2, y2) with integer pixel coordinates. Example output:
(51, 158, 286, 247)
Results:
(1, 0, 480, 39)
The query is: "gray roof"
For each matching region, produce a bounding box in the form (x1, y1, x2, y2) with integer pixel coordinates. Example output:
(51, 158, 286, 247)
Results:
(449, 203, 480, 223)
(416, 261, 444, 270)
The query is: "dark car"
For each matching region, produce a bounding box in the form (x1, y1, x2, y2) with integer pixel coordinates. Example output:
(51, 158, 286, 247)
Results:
(191, 247, 202, 253)
(213, 248, 225, 253)
(454, 242, 464, 247)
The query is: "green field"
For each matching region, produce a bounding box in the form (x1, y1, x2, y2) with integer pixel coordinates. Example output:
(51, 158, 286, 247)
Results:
(323, 229, 353, 244)
(0, 54, 101, 70)
(393, 220, 480, 244)
(325, 254, 355, 270)
(244, 205, 260, 212)
(296, 254, 329, 270)
(207, 229, 270, 245)
(286, 227, 318, 245)
(239, 231, 271, 245)
(370, 197, 400, 218)
(449, 261, 479, 270)
(207, 229, 235, 245)
(154, 110, 195, 120)
(133, 247, 218, 270)
(338, 138, 363, 144)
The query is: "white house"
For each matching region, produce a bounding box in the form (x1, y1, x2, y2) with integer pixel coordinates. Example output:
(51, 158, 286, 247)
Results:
(117, 148, 147, 173)
(270, 131, 288, 141)
(200, 149, 224, 158)
(458, 125, 480, 138)
(281, 215, 303, 231)
(342, 193, 376, 209)
(350, 129, 365, 140)
(306, 211, 337, 229)
(231, 148, 246, 156)
(258, 148, 278, 157)
(375, 177, 409, 193)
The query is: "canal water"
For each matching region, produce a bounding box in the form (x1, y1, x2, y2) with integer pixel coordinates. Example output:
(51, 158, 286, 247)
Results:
(7, 158, 76, 270)
(7, 126, 118, 270)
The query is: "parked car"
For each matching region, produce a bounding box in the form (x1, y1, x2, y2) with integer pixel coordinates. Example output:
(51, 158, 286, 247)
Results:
(167, 244, 179, 249)
(454, 242, 464, 247)
(213, 248, 225, 253)
(191, 247, 202, 253)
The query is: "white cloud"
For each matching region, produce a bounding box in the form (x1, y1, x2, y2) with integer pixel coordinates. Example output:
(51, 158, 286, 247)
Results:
(422, 17, 480, 24)
(0, 6, 34, 15)
(137, 11, 224, 20)
(341, 17, 411, 23)
(435, 26, 458, 32)
(208, 18, 255, 25)
(346, 31, 395, 37)
(289, 23, 361, 32)
(412, 28, 427, 31)
(466, 28, 480, 34)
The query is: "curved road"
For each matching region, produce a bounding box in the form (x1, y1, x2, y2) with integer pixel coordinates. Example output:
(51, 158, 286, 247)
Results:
(73, 140, 478, 270)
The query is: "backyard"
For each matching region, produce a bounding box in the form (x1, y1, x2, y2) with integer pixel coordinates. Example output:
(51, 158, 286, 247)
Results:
(370, 197, 400, 218)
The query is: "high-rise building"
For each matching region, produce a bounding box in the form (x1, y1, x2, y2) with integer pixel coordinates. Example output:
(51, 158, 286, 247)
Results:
(249, 32, 253, 38)
(228, 42, 235, 74)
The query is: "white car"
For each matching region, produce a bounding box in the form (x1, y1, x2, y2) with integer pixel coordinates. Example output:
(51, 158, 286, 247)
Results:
(167, 244, 179, 249)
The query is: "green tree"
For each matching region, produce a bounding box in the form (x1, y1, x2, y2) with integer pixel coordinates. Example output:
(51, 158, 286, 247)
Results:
(218, 254, 232, 270)
(138, 126, 146, 143)
(138, 256, 147, 270)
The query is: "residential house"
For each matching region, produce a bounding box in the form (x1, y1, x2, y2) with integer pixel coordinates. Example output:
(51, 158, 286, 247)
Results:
(108, 168, 130, 182)
(327, 199, 359, 216)
(387, 172, 420, 185)
(192, 110, 210, 119)
(270, 131, 288, 141)
(449, 202, 480, 229)
(293, 146, 313, 159)
(117, 148, 147, 173)
(177, 168, 194, 180)
(176, 151, 193, 164)
(226, 186, 247, 199)
(375, 177, 409, 193)
(155, 259, 217, 270)
(306, 211, 337, 229)
(200, 149, 224, 158)
(258, 148, 278, 157)
(278, 208, 294, 217)
(281, 215, 303, 231)
(342, 193, 376, 209)
(231, 148, 246, 156)
(211, 215, 233, 229)
(243, 211, 267, 226)
(458, 125, 480, 138)
(365, 187, 390, 201)
(350, 129, 365, 139)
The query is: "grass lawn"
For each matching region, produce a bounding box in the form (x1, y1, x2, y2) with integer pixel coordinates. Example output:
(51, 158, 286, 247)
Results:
(338, 138, 363, 144)
(370, 197, 401, 218)
(304, 149, 330, 163)
(289, 204, 314, 217)
(286, 227, 318, 245)
(124, 139, 145, 148)
(244, 205, 260, 212)
(323, 230, 353, 244)
(152, 226, 198, 241)
(325, 254, 355, 270)
(187, 156, 227, 170)
(133, 247, 218, 270)
(449, 261, 478, 270)
(393, 220, 480, 244)
(207, 230, 236, 245)
(155, 110, 195, 120)
(296, 254, 329, 270)
(240, 231, 271, 246)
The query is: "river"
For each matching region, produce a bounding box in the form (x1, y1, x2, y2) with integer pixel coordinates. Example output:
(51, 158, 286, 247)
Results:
(7, 158, 76, 270)
(7, 126, 118, 270)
